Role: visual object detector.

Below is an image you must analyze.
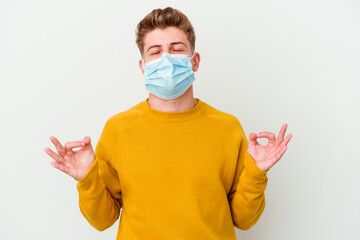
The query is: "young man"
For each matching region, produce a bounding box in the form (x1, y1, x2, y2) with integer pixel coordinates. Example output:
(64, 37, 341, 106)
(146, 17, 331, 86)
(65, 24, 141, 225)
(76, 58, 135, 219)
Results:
(44, 7, 292, 240)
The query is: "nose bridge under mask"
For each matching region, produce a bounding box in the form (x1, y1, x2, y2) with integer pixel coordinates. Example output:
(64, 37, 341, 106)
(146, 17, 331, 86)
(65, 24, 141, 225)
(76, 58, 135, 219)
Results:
(141, 51, 196, 64)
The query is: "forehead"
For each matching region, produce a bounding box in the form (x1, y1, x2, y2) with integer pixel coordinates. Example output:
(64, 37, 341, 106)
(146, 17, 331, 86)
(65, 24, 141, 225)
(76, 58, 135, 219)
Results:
(143, 26, 190, 51)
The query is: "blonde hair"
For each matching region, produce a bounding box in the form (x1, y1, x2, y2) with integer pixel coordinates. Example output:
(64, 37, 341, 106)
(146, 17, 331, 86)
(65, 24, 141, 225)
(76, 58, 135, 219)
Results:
(135, 7, 196, 57)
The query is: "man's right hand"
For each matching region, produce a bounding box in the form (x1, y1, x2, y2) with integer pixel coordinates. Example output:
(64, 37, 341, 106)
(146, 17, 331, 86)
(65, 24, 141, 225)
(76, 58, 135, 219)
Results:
(44, 136, 96, 181)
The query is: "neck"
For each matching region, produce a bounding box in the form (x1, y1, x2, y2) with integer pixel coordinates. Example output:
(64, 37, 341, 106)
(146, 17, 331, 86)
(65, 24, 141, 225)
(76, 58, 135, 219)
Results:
(147, 85, 198, 112)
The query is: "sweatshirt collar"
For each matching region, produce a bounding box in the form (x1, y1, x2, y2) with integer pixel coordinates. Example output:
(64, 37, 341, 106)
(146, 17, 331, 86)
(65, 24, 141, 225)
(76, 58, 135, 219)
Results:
(141, 97, 206, 122)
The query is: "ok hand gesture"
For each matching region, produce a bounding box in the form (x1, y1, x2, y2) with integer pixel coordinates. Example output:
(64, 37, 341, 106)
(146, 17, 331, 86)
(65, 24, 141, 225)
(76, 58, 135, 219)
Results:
(44, 136, 96, 180)
(247, 124, 293, 172)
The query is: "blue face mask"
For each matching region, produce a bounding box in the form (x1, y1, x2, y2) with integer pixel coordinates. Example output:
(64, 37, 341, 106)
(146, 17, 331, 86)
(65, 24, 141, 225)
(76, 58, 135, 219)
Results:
(142, 51, 196, 100)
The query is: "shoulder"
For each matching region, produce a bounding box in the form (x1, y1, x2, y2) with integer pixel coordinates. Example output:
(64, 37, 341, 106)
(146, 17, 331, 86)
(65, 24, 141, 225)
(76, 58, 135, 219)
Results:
(202, 103, 247, 142)
(103, 101, 144, 131)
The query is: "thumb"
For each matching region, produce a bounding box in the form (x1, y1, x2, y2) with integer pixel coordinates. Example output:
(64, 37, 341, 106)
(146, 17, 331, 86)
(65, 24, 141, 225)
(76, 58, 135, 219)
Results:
(248, 133, 258, 146)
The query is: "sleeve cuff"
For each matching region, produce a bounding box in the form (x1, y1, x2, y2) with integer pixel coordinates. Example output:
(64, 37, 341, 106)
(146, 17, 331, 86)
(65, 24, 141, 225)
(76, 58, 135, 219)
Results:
(75, 158, 105, 197)
(239, 154, 268, 193)
(244, 153, 268, 178)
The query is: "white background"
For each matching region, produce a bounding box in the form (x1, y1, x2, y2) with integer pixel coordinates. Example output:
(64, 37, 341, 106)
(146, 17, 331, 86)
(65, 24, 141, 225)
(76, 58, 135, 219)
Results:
(0, 0, 359, 239)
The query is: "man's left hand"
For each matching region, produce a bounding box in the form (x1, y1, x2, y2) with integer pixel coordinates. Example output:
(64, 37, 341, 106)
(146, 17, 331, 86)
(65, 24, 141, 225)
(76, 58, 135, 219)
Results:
(247, 123, 293, 172)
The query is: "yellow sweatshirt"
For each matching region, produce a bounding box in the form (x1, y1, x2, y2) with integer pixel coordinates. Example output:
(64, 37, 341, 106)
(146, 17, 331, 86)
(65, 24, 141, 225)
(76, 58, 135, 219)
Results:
(75, 97, 268, 240)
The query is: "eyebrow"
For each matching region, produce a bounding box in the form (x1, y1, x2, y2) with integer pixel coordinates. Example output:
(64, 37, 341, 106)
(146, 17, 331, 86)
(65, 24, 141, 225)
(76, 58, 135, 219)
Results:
(146, 41, 188, 52)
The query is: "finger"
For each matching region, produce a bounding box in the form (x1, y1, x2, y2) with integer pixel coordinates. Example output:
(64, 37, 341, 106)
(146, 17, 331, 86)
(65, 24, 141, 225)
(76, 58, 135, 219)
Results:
(248, 133, 258, 146)
(49, 136, 67, 157)
(275, 124, 288, 146)
(280, 133, 293, 147)
(64, 141, 85, 151)
(82, 136, 92, 148)
(50, 161, 70, 175)
(273, 145, 288, 163)
(257, 131, 276, 144)
(277, 145, 288, 160)
(44, 147, 65, 163)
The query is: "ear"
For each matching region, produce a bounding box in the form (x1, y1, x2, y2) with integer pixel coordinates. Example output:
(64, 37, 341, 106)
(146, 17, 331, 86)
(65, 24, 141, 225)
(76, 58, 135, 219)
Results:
(139, 58, 144, 74)
(191, 52, 200, 72)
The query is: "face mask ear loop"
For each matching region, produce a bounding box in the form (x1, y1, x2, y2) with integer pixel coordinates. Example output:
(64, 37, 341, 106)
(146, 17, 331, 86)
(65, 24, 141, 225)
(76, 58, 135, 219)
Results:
(190, 51, 196, 60)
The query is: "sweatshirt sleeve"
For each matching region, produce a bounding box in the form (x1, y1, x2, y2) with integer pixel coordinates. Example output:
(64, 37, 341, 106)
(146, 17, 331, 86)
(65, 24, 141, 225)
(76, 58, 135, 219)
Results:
(227, 120, 269, 231)
(74, 118, 123, 231)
